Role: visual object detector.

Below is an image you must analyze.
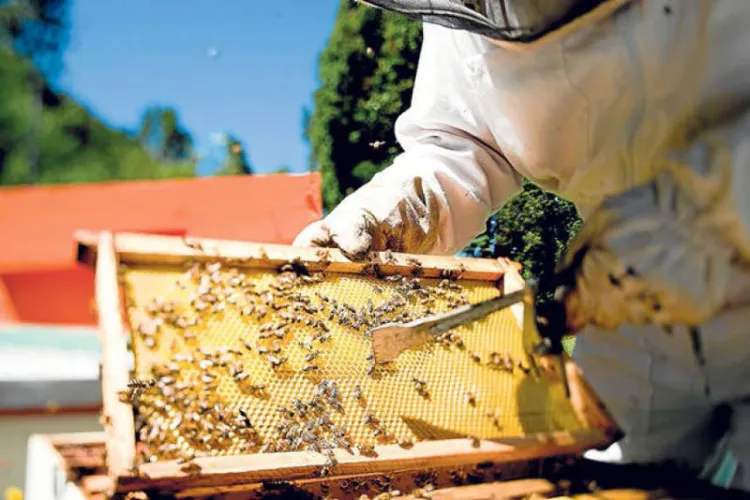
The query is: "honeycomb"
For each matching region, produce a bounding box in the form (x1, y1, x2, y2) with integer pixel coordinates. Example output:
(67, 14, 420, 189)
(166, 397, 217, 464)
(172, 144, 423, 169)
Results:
(120, 259, 585, 465)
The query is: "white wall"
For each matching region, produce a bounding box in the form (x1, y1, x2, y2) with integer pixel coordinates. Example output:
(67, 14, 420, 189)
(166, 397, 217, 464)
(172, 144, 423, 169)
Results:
(0, 414, 101, 494)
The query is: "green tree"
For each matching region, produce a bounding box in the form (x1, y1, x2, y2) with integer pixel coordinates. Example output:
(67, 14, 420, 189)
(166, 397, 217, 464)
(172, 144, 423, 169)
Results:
(138, 106, 194, 163)
(306, 0, 583, 288)
(215, 134, 253, 175)
(305, 0, 421, 211)
(1, 0, 69, 77)
(463, 181, 582, 296)
(0, 0, 196, 186)
(0, 50, 195, 185)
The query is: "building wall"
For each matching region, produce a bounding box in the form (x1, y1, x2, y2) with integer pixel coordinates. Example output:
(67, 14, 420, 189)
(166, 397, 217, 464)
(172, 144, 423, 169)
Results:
(0, 413, 101, 494)
(1, 267, 96, 325)
(0, 280, 16, 323)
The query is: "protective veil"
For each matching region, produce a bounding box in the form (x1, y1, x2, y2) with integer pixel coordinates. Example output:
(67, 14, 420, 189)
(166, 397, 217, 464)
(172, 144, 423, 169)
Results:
(294, 0, 750, 489)
(359, 0, 607, 42)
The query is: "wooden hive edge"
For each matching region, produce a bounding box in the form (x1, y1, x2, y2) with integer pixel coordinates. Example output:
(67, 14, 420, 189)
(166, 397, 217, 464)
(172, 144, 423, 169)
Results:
(94, 231, 138, 491)
(116, 429, 610, 493)
(175, 476, 559, 499)
(74, 230, 510, 282)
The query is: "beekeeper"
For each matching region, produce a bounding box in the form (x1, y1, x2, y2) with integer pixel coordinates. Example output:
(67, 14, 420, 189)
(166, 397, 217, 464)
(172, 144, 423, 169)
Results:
(294, 0, 750, 491)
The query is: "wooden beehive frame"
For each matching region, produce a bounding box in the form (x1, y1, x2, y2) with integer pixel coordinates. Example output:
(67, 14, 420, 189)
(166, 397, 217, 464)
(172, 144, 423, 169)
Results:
(76, 230, 619, 495)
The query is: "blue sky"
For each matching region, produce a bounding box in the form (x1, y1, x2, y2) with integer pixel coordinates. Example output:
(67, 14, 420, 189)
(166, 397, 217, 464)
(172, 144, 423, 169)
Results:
(58, 0, 341, 174)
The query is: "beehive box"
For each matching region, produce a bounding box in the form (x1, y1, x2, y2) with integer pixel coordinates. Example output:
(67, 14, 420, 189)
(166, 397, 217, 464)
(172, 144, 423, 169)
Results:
(76, 231, 618, 497)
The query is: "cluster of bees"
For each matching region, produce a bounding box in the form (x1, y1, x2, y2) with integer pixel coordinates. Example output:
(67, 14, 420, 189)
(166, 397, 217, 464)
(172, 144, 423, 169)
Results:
(120, 251, 521, 480)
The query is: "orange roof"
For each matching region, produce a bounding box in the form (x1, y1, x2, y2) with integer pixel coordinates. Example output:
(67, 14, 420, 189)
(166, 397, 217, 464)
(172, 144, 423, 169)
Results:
(0, 173, 322, 273)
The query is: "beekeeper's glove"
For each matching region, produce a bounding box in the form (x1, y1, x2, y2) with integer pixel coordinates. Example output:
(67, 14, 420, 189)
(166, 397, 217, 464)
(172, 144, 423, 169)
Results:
(294, 115, 522, 260)
(293, 174, 443, 260)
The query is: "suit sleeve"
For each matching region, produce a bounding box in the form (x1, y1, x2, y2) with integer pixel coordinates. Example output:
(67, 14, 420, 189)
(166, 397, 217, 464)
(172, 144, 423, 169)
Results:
(340, 23, 523, 255)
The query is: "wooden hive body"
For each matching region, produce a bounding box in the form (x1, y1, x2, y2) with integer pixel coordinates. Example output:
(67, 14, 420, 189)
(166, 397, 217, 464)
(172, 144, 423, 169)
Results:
(76, 231, 618, 497)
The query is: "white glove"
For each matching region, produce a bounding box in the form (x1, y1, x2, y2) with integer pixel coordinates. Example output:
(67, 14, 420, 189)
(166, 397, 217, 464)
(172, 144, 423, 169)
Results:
(293, 174, 443, 260)
(295, 23, 523, 259)
(557, 170, 735, 333)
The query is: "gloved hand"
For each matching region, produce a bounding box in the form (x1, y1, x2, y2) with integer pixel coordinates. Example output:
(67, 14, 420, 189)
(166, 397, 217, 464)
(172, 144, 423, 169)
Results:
(554, 170, 735, 334)
(293, 174, 444, 260)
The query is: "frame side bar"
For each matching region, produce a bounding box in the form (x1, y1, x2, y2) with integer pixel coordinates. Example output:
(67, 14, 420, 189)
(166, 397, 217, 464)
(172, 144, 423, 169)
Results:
(96, 231, 137, 482)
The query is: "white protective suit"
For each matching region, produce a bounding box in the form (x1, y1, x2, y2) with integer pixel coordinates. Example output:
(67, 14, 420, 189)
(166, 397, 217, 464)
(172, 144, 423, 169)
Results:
(294, 0, 750, 489)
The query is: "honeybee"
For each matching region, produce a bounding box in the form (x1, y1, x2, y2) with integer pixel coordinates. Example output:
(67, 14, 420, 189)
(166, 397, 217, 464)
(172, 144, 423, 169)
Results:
(237, 408, 253, 428)
(363, 413, 378, 426)
(198, 359, 214, 370)
(128, 378, 156, 389)
(267, 355, 286, 368)
(180, 462, 202, 475)
(398, 438, 414, 449)
(357, 443, 378, 457)
(240, 304, 255, 316)
(413, 377, 429, 398)
(117, 390, 134, 403)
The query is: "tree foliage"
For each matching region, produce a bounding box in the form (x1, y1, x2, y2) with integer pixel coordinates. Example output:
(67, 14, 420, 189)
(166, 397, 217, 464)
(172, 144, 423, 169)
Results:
(215, 134, 253, 175)
(1, 0, 69, 78)
(305, 0, 421, 210)
(0, 49, 195, 185)
(0, 0, 198, 186)
(306, 0, 582, 285)
(463, 181, 582, 294)
(138, 106, 194, 163)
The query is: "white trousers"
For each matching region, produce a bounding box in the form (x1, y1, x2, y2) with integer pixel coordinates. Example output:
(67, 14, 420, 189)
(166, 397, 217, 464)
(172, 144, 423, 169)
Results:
(572, 308, 750, 490)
